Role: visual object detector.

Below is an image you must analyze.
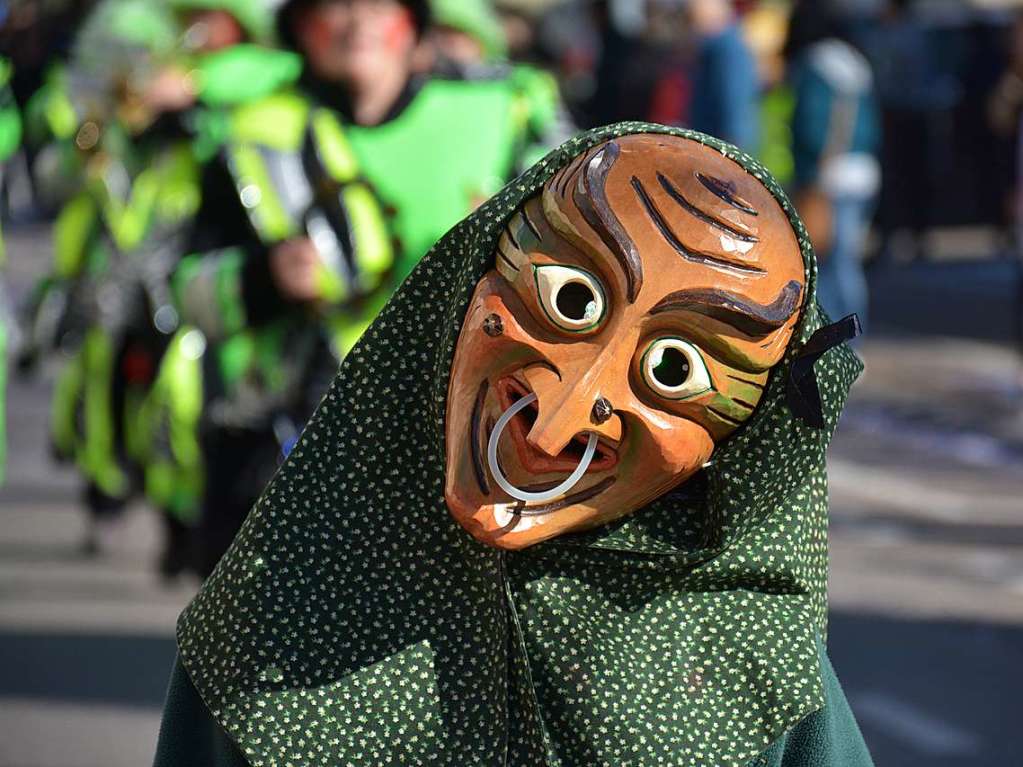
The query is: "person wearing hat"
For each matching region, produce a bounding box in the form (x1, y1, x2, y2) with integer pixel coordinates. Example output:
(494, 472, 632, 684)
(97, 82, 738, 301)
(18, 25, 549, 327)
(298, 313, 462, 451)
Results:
(422, 0, 573, 171)
(169, 0, 572, 579)
(425, 0, 509, 68)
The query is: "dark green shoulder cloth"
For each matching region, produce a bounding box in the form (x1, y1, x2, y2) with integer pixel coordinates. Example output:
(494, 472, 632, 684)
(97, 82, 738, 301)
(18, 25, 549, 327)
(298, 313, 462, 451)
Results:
(154, 657, 248, 767)
(749, 642, 874, 767)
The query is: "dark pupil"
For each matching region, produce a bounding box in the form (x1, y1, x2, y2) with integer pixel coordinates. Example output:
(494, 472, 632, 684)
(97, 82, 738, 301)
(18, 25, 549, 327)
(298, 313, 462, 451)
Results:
(653, 347, 690, 387)
(556, 282, 595, 321)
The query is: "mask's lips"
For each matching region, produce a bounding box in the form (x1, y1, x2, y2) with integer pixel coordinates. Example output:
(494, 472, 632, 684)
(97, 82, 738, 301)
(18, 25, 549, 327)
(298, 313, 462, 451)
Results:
(495, 376, 619, 474)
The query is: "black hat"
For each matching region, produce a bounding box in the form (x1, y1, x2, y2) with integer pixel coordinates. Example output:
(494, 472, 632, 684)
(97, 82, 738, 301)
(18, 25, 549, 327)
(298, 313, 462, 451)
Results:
(277, 0, 431, 51)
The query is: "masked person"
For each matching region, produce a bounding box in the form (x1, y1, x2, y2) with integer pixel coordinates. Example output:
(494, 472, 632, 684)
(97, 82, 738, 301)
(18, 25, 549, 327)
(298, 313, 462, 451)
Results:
(154, 125, 872, 766)
(177, 0, 570, 578)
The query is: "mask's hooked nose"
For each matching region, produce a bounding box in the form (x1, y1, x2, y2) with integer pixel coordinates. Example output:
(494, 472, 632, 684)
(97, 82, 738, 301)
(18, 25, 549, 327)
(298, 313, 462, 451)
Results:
(487, 393, 598, 504)
(522, 364, 624, 457)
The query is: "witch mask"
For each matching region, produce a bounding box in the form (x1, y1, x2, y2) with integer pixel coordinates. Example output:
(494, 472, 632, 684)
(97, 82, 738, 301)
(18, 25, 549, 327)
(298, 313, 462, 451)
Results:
(445, 135, 806, 549)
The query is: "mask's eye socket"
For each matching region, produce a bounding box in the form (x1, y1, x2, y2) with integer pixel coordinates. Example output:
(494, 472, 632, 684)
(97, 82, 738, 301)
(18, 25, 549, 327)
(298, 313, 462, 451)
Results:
(533, 265, 606, 333)
(641, 338, 713, 400)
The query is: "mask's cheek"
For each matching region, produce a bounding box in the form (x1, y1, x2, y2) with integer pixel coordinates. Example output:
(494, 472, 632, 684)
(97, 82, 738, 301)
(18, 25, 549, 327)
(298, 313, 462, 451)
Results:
(456, 280, 557, 381)
(445, 277, 551, 521)
(617, 410, 716, 502)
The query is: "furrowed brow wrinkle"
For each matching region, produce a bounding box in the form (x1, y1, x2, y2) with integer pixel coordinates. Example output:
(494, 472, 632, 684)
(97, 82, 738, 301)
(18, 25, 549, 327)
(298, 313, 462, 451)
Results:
(649, 280, 803, 337)
(496, 242, 520, 273)
(696, 171, 759, 216)
(559, 147, 592, 199)
(630, 175, 767, 277)
(505, 219, 523, 250)
(520, 205, 543, 241)
(657, 172, 759, 242)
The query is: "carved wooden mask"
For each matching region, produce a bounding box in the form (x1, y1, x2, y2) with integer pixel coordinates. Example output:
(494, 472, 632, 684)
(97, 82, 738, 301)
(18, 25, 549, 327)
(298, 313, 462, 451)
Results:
(444, 135, 806, 549)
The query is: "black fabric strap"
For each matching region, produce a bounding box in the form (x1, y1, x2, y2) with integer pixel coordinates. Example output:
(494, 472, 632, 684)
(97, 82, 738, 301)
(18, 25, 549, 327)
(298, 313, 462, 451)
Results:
(787, 314, 861, 428)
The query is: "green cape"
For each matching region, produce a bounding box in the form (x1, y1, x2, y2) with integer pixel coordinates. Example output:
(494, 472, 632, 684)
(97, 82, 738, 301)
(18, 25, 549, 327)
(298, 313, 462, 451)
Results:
(176, 123, 862, 766)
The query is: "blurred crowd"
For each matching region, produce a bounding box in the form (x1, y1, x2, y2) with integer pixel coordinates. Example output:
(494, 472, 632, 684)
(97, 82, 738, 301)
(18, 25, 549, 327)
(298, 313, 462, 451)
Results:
(0, 0, 1021, 581)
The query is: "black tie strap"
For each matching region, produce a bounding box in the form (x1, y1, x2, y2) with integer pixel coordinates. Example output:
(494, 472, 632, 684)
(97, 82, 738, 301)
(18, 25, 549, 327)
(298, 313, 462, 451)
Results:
(787, 314, 861, 428)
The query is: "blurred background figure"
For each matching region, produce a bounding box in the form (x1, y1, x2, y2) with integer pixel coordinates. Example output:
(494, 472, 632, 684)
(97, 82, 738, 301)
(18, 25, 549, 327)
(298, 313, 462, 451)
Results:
(863, 0, 957, 264)
(988, 9, 1023, 363)
(424, 0, 509, 70)
(784, 0, 880, 330)
(178, 0, 571, 578)
(16, 0, 201, 562)
(687, 0, 761, 150)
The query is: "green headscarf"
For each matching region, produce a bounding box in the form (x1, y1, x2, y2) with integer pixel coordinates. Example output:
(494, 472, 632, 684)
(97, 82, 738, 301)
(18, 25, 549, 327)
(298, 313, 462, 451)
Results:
(176, 123, 862, 767)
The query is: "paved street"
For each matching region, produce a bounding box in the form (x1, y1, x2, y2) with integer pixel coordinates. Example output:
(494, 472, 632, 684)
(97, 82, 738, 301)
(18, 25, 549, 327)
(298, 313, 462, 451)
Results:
(2, 218, 1022, 766)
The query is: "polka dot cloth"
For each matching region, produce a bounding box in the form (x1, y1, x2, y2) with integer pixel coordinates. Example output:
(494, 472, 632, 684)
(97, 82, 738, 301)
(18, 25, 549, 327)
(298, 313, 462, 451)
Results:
(177, 123, 863, 767)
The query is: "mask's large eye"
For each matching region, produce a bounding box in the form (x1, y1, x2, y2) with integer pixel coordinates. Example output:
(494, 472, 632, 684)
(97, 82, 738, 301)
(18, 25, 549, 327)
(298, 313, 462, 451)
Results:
(641, 338, 713, 400)
(533, 265, 606, 332)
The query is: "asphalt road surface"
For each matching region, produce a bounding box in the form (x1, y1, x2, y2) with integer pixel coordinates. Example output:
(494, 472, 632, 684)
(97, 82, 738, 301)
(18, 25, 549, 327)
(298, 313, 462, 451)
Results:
(2, 220, 1022, 766)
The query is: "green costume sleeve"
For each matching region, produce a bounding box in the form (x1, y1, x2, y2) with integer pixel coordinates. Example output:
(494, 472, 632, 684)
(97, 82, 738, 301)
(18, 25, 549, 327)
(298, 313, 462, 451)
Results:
(153, 658, 249, 767)
(752, 645, 874, 767)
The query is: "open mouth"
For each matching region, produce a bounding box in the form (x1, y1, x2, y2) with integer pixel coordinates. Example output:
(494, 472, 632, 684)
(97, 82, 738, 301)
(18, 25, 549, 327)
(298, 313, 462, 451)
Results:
(494, 376, 619, 475)
(465, 375, 620, 519)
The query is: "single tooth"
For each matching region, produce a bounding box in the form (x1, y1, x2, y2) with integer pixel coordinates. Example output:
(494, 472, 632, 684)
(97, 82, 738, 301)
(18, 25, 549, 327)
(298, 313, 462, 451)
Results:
(493, 505, 515, 527)
(492, 504, 544, 531)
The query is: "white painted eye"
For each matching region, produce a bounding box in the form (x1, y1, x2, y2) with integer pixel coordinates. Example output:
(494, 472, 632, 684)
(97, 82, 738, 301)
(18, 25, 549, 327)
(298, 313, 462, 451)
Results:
(533, 265, 606, 332)
(641, 338, 713, 400)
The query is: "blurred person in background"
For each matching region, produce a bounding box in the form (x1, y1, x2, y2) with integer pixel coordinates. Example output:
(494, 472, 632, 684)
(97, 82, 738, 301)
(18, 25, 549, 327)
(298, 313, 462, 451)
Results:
(784, 0, 880, 331)
(1, 0, 95, 213)
(0, 54, 21, 486)
(177, 0, 563, 578)
(422, 0, 509, 71)
(862, 0, 954, 264)
(136, 0, 302, 578)
(645, 0, 695, 128)
(422, 0, 574, 169)
(583, 0, 663, 127)
(687, 0, 760, 152)
(989, 10, 1023, 371)
(15, 0, 285, 574)
(744, 0, 796, 186)
(16, 0, 203, 560)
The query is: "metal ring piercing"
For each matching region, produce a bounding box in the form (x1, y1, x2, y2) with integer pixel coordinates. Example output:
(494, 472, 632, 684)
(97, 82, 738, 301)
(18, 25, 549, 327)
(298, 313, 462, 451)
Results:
(487, 393, 598, 504)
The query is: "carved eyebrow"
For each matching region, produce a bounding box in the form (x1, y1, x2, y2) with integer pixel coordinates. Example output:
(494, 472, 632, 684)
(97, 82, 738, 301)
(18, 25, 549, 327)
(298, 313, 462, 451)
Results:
(697, 172, 759, 216)
(631, 176, 766, 277)
(649, 280, 803, 336)
(571, 141, 644, 303)
(657, 172, 758, 242)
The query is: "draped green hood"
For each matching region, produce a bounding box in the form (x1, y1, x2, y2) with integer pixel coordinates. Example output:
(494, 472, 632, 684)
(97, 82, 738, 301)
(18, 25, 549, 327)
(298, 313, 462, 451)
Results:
(176, 123, 862, 766)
